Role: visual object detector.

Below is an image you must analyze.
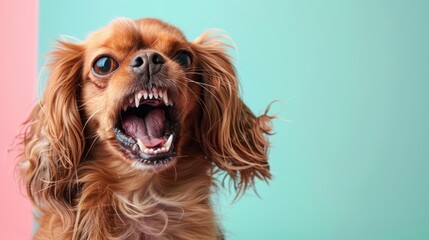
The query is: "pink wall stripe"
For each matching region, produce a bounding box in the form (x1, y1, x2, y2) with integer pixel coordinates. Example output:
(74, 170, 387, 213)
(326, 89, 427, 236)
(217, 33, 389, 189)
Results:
(0, 0, 38, 238)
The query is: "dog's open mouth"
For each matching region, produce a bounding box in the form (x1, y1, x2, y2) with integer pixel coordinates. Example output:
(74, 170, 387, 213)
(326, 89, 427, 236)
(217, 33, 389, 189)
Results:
(113, 87, 177, 166)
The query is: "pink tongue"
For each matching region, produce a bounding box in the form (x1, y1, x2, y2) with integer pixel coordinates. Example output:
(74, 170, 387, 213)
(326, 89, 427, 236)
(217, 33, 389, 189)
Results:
(121, 109, 166, 148)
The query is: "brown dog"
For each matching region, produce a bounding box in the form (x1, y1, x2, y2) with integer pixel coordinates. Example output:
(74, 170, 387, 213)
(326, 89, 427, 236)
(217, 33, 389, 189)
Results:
(19, 18, 273, 239)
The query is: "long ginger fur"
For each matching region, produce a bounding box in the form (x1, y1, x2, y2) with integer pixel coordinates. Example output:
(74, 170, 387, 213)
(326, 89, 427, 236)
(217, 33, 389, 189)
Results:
(18, 18, 273, 240)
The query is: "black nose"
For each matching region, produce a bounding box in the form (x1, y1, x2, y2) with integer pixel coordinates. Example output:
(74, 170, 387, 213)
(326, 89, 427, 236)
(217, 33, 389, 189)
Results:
(130, 51, 165, 76)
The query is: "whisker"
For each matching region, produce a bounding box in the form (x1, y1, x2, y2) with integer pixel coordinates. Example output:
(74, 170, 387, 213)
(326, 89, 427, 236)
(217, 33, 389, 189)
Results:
(181, 76, 222, 107)
(82, 135, 100, 162)
(81, 109, 102, 132)
(177, 78, 210, 119)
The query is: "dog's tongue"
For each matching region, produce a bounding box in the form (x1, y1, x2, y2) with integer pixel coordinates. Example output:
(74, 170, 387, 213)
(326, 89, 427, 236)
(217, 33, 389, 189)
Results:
(121, 109, 165, 148)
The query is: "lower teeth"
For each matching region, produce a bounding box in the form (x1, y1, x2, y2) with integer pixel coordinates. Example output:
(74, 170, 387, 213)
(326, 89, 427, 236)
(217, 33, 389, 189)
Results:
(138, 157, 172, 165)
(136, 135, 173, 155)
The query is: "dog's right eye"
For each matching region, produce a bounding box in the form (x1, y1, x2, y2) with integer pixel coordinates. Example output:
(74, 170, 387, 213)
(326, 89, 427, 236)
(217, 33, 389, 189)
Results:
(93, 56, 119, 75)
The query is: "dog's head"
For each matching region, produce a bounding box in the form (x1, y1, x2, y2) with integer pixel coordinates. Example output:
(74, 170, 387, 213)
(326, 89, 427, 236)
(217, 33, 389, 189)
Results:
(20, 18, 272, 201)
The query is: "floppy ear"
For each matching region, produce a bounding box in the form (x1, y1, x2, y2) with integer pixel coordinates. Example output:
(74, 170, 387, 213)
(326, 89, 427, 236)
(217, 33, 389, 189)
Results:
(19, 41, 85, 214)
(192, 33, 274, 196)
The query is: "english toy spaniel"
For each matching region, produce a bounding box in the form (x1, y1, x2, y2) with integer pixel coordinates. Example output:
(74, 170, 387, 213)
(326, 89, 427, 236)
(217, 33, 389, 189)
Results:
(19, 18, 273, 239)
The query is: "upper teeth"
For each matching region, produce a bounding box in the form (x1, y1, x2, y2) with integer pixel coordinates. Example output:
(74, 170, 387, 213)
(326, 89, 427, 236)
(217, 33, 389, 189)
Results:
(123, 88, 173, 111)
(135, 92, 143, 108)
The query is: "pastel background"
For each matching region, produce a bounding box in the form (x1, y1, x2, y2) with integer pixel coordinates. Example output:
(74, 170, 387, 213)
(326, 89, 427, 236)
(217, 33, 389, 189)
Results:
(0, 1, 37, 239)
(1, 0, 429, 239)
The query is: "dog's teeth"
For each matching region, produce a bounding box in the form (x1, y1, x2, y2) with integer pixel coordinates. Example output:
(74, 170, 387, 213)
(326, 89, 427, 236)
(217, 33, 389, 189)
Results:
(153, 88, 159, 99)
(143, 148, 149, 154)
(158, 90, 163, 99)
(137, 139, 146, 151)
(135, 92, 142, 108)
(135, 96, 139, 108)
(162, 135, 173, 151)
(143, 90, 148, 100)
(122, 105, 128, 111)
(132, 144, 139, 152)
(163, 90, 169, 106)
(149, 91, 153, 99)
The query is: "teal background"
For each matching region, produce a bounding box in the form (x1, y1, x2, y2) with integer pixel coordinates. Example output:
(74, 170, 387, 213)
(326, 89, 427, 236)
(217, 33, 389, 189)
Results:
(39, 1, 429, 239)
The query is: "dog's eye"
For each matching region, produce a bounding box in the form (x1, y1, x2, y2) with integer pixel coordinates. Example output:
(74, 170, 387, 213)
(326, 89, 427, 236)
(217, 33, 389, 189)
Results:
(174, 51, 192, 68)
(93, 56, 119, 75)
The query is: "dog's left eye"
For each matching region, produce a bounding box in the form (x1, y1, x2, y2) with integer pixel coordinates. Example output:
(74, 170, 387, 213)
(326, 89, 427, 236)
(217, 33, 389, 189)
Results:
(174, 51, 192, 68)
(93, 56, 119, 75)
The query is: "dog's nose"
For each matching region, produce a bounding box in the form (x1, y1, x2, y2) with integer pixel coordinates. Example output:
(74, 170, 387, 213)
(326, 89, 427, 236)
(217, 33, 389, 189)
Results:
(130, 51, 165, 76)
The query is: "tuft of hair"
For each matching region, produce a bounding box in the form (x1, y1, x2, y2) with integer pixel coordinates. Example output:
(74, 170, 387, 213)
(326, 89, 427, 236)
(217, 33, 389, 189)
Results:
(193, 31, 275, 198)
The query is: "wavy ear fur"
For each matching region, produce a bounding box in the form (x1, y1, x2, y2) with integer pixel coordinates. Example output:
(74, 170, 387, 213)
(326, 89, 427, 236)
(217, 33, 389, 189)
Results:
(19, 41, 85, 218)
(193, 33, 274, 196)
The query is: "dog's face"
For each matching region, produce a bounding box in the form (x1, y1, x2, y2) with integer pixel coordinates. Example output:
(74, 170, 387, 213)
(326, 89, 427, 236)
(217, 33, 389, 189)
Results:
(81, 19, 202, 170)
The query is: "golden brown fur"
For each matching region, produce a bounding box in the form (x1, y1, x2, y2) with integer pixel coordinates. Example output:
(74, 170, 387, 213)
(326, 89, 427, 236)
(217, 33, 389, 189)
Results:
(18, 18, 273, 239)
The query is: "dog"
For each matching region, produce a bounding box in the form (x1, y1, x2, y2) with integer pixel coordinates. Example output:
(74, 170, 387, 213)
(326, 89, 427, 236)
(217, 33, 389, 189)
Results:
(18, 18, 273, 239)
